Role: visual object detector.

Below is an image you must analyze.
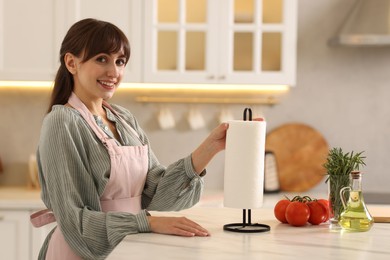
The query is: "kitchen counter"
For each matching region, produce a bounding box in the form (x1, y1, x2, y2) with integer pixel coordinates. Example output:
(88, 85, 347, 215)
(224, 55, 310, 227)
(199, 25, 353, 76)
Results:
(1, 187, 389, 259)
(0, 186, 44, 209)
(110, 192, 390, 260)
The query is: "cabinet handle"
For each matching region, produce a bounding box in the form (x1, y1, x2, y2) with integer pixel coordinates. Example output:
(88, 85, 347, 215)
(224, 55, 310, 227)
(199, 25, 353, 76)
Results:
(0, 215, 4, 221)
(207, 75, 215, 80)
(218, 75, 226, 80)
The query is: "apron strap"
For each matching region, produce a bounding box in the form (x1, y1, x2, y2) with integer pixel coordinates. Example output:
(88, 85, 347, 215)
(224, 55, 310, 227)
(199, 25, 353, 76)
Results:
(30, 209, 56, 227)
(68, 93, 111, 147)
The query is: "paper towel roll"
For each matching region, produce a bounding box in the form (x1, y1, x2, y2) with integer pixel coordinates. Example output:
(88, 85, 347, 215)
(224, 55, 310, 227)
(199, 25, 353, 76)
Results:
(224, 120, 266, 209)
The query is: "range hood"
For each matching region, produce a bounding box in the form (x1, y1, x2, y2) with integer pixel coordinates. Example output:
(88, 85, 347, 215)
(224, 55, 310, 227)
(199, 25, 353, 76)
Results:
(329, 0, 390, 46)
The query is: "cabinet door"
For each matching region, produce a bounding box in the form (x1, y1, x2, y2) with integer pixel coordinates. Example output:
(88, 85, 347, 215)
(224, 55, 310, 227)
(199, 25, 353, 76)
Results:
(61, 0, 142, 83)
(0, 210, 30, 260)
(0, 0, 142, 82)
(0, 0, 58, 80)
(31, 221, 56, 259)
(219, 0, 297, 85)
(144, 0, 218, 83)
(144, 0, 297, 85)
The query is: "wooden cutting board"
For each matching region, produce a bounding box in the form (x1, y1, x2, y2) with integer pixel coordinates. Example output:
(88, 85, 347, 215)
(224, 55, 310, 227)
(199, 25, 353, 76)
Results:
(367, 206, 390, 223)
(265, 123, 329, 192)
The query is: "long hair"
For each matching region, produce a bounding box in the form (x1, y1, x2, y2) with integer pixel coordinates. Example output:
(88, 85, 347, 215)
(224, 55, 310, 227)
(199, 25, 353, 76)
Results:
(47, 18, 130, 113)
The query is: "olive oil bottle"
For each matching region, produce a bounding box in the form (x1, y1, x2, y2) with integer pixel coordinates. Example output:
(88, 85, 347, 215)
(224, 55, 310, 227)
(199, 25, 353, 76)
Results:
(339, 171, 374, 232)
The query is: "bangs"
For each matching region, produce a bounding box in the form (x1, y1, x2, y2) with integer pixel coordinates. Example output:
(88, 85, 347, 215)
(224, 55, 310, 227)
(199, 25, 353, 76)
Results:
(82, 23, 130, 63)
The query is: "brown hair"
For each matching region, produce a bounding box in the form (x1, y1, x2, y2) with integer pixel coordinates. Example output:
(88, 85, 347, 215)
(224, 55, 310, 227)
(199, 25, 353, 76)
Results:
(48, 18, 130, 112)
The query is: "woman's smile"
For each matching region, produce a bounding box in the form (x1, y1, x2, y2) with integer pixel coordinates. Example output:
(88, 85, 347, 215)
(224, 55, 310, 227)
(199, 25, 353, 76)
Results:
(98, 80, 117, 90)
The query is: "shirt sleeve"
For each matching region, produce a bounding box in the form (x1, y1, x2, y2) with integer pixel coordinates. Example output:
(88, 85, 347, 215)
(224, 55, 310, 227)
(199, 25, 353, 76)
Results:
(37, 108, 150, 260)
(111, 104, 206, 212)
(143, 153, 206, 211)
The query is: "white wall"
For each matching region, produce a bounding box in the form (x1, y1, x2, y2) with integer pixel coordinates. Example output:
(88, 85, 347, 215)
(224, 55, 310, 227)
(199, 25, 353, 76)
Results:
(1, 0, 389, 193)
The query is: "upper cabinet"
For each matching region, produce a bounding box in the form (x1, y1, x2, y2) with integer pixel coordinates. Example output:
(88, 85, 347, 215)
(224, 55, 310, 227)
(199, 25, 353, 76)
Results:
(143, 0, 297, 85)
(0, 0, 142, 82)
(0, 0, 58, 80)
(0, 0, 296, 86)
(61, 0, 143, 83)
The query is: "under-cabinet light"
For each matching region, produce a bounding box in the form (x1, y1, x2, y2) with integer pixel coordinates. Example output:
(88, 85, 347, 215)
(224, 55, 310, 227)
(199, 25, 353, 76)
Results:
(0, 81, 289, 93)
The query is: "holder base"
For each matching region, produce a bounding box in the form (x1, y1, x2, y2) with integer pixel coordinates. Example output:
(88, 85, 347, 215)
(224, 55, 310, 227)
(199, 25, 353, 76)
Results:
(223, 223, 271, 233)
(223, 209, 271, 233)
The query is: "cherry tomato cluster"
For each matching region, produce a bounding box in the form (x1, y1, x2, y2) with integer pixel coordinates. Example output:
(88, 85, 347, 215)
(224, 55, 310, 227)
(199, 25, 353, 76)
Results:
(274, 196, 329, 227)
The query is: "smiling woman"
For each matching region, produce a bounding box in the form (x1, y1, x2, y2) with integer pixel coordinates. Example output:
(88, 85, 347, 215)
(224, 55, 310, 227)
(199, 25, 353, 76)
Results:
(30, 18, 230, 260)
(47, 18, 130, 113)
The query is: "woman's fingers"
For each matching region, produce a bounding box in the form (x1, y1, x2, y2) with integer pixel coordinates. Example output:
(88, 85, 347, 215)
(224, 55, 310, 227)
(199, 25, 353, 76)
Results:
(175, 217, 209, 237)
(253, 117, 265, 121)
(148, 216, 210, 237)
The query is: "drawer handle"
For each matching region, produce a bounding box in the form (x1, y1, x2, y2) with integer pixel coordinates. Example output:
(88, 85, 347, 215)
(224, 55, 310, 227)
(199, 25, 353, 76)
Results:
(0, 215, 4, 221)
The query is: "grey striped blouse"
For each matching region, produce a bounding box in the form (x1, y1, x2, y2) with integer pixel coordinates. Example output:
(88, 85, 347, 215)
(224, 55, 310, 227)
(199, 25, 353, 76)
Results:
(37, 103, 205, 259)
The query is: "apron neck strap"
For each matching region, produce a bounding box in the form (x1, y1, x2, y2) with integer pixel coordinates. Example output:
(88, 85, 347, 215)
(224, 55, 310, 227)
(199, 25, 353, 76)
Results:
(68, 92, 109, 143)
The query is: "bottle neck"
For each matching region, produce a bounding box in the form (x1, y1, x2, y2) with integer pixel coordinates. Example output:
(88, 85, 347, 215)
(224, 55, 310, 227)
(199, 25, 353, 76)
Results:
(351, 173, 362, 191)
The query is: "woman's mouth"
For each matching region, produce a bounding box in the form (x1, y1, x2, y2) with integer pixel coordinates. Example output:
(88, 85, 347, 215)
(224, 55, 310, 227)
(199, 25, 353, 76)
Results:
(98, 80, 116, 90)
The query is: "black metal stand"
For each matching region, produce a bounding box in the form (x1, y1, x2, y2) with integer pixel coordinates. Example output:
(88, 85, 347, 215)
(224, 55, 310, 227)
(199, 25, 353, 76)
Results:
(223, 209, 271, 233)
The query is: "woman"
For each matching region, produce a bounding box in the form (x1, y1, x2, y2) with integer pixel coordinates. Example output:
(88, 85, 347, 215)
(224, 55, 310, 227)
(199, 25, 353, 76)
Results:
(31, 18, 228, 259)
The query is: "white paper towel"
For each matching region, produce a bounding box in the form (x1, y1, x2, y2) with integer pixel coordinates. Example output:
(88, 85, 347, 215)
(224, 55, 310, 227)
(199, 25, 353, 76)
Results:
(224, 120, 266, 209)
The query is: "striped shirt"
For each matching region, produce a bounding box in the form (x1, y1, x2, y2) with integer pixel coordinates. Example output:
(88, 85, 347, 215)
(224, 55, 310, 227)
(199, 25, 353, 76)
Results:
(37, 103, 205, 259)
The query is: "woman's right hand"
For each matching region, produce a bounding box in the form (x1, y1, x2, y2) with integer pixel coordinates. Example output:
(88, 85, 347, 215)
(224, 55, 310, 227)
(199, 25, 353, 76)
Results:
(147, 216, 210, 237)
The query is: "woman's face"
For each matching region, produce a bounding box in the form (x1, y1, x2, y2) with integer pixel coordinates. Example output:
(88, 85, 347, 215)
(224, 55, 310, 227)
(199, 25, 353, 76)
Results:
(68, 49, 127, 102)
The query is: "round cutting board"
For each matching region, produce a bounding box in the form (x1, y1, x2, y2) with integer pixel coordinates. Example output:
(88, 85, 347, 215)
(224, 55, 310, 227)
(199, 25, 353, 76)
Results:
(265, 123, 329, 192)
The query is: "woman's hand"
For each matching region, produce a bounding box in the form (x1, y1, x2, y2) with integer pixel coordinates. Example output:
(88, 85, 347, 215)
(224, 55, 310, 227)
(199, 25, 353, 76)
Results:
(190, 118, 264, 174)
(147, 216, 209, 237)
(191, 123, 229, 174)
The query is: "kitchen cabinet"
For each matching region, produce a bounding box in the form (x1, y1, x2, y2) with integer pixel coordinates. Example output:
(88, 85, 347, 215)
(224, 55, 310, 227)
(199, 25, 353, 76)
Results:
(143, 0, 297, 85)
(0, 0, 59, 80)
(0, 210, 31, 260)
(61, 0, 143, 83)
(0, 0, 142, 82)
(0, 188, 53, 260)
(31, 219, 56, 260)
(1, 0, 296, 87)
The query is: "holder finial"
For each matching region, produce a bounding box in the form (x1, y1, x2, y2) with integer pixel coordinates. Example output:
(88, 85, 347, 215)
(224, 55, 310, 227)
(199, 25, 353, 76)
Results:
(243, 108, 252, 121)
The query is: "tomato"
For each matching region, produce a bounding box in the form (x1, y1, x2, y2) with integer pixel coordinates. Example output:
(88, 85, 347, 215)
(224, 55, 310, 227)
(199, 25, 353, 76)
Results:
(317, 199, 330, 222)
(274, 199, 291, 223)
(307, 201, 328, 225)
(285, 201, 310, 227)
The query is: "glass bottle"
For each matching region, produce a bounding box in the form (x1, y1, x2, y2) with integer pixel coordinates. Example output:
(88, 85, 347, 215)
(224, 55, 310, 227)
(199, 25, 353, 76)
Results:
(339, 171, 374, 232)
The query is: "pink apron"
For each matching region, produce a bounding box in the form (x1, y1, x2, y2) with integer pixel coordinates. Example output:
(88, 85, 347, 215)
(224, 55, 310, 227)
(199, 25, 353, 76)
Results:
(30, 93, 148, 259)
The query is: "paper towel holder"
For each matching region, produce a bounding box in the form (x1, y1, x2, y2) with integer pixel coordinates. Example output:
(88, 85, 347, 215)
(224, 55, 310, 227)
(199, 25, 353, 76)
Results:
(223, 108, 271, 233)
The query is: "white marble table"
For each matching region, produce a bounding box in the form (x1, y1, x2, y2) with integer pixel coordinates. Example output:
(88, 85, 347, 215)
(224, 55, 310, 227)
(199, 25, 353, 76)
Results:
(1, 187, 388, 259)
(110, 195, 390, 260)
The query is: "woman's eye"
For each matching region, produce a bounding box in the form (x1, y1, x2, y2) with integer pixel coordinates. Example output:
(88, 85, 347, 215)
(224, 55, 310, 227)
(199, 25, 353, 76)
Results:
(116, 59, 126, 66)
(96, 56, 107, 63)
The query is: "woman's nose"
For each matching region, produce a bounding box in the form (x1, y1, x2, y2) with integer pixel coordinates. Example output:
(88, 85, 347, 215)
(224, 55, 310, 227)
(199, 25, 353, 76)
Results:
(107, 63, 120, 77)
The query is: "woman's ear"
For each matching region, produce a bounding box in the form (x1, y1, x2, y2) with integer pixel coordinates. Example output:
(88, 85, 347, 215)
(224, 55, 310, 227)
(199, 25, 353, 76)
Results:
(64, 53, 77, 75)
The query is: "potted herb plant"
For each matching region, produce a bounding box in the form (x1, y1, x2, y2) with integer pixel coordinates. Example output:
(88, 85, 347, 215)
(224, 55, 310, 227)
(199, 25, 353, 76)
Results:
(323, 147, 365, 229)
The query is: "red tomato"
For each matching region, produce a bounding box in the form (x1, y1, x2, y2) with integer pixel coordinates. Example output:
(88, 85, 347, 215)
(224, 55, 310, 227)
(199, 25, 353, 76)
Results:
(307, 201, 328, 225)
(274, 199, 291, 223)
(317, 199, 330, 222)
(285, 201, 310, 227)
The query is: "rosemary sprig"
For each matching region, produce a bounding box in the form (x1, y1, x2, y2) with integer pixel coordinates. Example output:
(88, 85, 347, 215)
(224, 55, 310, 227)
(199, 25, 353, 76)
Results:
(323, 147, 366, 182)
(323, 147, 366, 219)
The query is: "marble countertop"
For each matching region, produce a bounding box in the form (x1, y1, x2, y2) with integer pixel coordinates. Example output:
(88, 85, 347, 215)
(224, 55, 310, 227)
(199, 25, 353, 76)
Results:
(1, 187, 390, 259)
(110, 203, 390, 260)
